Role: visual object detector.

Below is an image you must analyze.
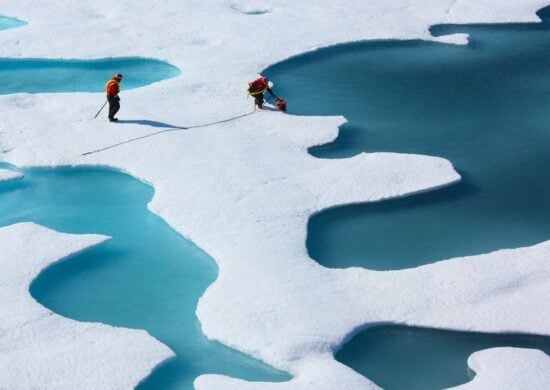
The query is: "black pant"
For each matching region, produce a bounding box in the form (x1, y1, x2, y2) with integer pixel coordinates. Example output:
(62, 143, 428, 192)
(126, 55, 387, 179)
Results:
(254, 87, 274, 108)
(254, 93, 264, 108)
(107, 96, 120, 119)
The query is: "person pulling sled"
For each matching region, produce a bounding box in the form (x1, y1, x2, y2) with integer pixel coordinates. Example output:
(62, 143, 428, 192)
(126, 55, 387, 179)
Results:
(247, 76, 286, 112)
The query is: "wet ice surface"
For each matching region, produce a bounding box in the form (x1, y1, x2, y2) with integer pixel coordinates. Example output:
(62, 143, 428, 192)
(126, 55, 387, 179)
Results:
(0, 15, 26, 31)
(0, 168, 22, 182)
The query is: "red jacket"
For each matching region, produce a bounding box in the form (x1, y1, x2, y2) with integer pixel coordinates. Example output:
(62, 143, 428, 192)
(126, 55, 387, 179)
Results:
(106, 77, 121, 97)
(248, 77, 269, 96)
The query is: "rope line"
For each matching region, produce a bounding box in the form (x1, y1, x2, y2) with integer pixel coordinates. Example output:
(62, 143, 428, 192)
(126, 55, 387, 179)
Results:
(82, 111, 257, 156)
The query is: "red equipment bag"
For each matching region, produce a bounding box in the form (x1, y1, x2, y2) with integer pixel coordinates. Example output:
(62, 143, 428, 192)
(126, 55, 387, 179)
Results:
(275, 98, 287, 112)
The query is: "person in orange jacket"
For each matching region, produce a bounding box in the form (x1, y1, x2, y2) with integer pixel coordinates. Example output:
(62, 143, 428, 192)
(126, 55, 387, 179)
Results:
(105, 73, 123, 122)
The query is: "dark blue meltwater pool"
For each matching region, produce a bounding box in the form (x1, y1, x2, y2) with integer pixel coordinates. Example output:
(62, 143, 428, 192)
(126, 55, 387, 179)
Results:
(266, 7, 550, 271)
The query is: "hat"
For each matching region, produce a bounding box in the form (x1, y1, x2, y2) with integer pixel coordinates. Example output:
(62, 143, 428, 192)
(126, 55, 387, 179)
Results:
(114, 73, 123, 79)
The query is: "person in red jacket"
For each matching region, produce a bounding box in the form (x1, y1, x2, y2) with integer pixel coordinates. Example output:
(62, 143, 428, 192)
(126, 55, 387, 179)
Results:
(105, 73, 123, 122)
(247, 76, 286, 111)
(247, 76, 272, 110)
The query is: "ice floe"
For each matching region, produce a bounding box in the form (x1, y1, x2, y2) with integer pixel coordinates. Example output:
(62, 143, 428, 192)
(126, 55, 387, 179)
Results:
(0, 168, 22, 182)
(0, 0, 548, 388)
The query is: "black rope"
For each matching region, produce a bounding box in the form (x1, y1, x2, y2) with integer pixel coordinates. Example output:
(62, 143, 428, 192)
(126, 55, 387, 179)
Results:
(82, 111, 257, 156)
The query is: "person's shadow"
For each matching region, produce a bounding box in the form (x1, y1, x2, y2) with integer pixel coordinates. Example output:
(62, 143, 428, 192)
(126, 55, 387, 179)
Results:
(116, 119, 186, 130)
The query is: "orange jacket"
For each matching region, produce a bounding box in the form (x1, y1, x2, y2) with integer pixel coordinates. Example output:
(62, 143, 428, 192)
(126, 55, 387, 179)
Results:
(106, 78, 120, 97)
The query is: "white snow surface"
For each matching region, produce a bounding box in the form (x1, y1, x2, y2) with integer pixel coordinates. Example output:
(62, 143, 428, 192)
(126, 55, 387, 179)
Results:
(0, 223, 173, 389)
(452, 347, 550, 390)
(0, 0, 549, 388)
(0, 168, 22, 182)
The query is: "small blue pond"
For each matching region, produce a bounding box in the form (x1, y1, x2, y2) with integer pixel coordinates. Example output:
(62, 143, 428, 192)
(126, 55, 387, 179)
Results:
(336, 325, 550, 390)
(0, 166, 289, 389)
(0, 58, 180, 94)
(0, 15, 26, 31)
(264, 5, 550, 389)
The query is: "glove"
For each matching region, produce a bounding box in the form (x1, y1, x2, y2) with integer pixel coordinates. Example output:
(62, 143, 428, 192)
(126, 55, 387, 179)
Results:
(115, 96, 120, 101)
